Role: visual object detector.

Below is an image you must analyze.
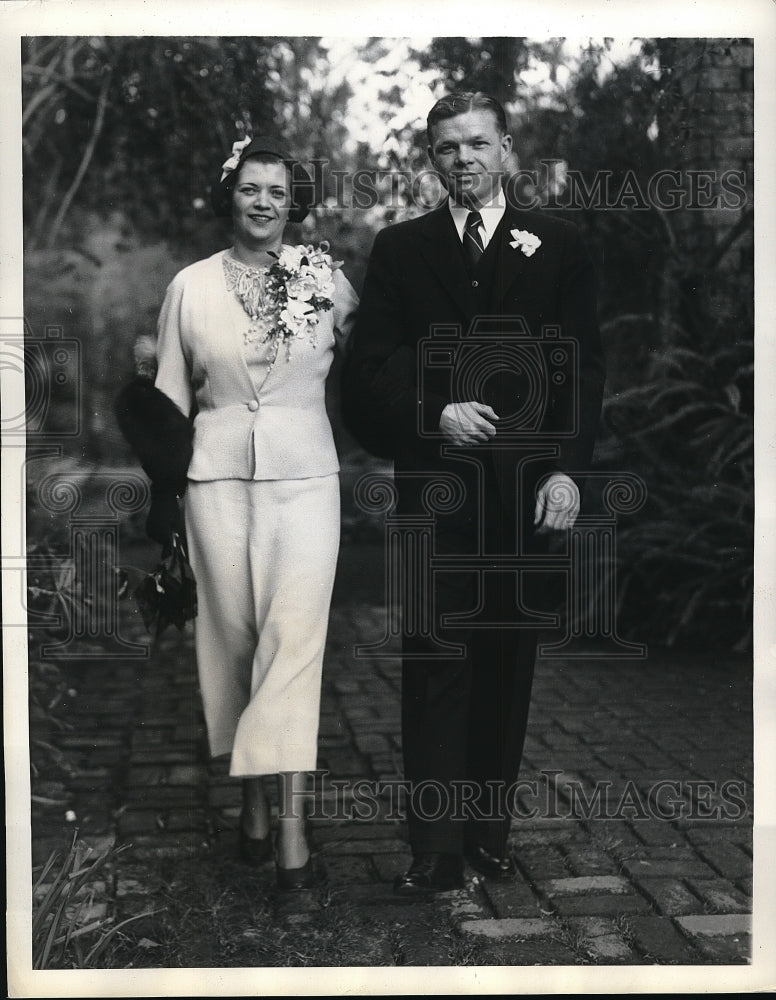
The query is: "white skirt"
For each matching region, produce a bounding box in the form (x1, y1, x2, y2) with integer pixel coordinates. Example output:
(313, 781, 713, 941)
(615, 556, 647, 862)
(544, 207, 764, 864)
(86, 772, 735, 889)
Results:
(184, 475, 340, 776)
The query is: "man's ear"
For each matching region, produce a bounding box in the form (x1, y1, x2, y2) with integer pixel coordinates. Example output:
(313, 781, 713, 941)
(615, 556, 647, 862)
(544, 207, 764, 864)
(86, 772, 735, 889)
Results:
(500, 133, 513, 162)
(427, 143, 435, 167)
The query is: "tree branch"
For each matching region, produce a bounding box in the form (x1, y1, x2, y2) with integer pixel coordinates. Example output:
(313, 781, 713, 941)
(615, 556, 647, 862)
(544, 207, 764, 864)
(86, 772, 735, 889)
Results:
(45, 70, 113, 249)
(22, 64, 94, 104)
(703, 208, 754, 272)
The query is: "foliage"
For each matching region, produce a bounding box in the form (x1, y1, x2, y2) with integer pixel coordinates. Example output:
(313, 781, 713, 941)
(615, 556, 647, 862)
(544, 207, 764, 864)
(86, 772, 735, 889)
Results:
(28, 655, 77, 807)
(24, 37, 269, 248)
(512, 37, 753, 651)
(25, 487, 154, 970)
(418, 36, 533, 103)
(599, 338, 753, 650)
(22, 36, 358, 253)
(27, 533, 85, 807)
(25, 468, 118, 808)
(32, 832, 149, 969)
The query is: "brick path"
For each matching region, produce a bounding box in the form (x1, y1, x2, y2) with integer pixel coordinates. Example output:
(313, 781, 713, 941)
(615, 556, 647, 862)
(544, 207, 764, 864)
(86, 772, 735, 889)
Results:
(33, 539, 753, 968)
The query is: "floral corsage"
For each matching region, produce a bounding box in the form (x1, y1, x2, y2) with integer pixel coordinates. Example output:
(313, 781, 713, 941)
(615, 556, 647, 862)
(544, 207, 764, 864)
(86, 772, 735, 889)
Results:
(224, 243, 343, 362)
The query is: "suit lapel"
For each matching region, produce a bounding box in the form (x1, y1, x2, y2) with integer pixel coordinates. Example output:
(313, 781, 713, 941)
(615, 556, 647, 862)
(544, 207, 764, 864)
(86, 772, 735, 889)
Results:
(417, 204, 477, 318)
(489, 209, 533, 310)
(416, 204, 540, 316)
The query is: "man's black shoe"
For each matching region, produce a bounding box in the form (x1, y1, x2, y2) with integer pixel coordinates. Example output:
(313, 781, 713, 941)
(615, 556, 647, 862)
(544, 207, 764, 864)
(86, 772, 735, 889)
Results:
(393, 852, 464, 895)
(464, 842, 516, 880)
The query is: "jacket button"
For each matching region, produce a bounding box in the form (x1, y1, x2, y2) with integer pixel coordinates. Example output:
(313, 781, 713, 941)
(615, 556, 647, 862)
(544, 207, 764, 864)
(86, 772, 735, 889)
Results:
(247, 400, 259, 412)
(472, 280, 479, 288)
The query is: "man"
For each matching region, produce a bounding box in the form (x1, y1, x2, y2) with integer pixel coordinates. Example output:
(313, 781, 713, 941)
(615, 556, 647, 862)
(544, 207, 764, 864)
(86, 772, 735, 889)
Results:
(342, 92, 605, 893)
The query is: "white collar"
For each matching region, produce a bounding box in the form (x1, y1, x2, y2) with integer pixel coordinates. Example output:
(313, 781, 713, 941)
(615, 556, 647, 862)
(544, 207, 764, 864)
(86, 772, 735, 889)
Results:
(448, 190, 506, 247)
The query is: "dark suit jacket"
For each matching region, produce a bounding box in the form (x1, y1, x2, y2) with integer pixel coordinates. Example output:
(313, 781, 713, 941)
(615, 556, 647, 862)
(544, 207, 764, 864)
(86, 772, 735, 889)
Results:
(342, 201, 606, 525)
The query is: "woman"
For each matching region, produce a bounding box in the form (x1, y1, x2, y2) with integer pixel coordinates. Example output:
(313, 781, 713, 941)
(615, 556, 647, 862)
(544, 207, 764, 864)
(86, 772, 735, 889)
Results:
(120, 136, 358, 890)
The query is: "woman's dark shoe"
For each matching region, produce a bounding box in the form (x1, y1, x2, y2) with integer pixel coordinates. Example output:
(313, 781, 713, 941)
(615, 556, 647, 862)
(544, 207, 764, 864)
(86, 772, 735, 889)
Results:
(238, 812, 273, 866)
(275, 854, 315, 892)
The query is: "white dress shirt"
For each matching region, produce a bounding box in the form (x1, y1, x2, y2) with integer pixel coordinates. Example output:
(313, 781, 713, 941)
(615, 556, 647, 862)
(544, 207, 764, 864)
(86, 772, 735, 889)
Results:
(448, 190, 506, 250)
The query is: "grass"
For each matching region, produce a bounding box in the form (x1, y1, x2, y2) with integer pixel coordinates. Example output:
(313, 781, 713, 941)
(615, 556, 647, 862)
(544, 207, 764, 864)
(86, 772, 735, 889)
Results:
(102, 842, 498, 969)
(32, 832, 153, 970)
(117, 851, 397, 968)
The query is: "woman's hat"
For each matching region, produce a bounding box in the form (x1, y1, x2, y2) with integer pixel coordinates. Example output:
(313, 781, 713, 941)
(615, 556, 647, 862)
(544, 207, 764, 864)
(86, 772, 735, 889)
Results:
(210, 135, 315, 223)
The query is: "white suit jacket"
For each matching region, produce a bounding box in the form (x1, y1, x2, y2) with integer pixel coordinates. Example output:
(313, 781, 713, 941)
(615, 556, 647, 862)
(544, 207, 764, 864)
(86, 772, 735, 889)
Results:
(154, 248, 359, 481)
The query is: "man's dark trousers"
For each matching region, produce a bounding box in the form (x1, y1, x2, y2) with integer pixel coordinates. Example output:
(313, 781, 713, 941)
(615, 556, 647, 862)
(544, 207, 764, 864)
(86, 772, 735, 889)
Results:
(399, 427, 554, 859)
(342, 201, 605, 864)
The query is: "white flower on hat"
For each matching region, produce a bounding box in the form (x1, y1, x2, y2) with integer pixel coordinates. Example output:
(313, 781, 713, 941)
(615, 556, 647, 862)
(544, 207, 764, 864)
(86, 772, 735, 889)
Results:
(220, 135, 253, 182)
(509, 229, 542, 257)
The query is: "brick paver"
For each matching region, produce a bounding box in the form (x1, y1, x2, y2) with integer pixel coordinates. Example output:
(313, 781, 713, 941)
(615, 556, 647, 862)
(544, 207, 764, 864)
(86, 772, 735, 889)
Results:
(31, 538, 754, 967)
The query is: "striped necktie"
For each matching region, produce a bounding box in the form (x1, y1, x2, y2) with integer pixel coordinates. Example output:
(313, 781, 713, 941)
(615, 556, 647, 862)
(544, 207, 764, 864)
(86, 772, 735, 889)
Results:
(463, 210, 485, 271)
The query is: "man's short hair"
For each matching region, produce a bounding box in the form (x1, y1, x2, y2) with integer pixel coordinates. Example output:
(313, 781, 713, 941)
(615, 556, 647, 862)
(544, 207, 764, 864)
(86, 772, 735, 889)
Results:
(426, 92, 508, 142)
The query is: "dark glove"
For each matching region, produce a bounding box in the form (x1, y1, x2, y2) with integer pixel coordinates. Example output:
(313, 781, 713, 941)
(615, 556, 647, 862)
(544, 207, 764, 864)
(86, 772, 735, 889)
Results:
(115, 377, 193, 494)
(146, 486, 185, 551)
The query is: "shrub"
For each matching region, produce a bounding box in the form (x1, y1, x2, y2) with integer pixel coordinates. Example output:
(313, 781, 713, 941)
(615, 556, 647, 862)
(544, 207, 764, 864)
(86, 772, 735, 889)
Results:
(599, 338, 753, 650)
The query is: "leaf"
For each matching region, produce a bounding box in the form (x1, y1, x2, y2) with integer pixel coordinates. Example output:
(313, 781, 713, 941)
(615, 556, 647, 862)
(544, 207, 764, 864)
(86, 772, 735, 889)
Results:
(710, 429, 754, 473)
(645, 388, 702, 416)
(32, 852, 60, 897)
(84, 911, 156, 965)
(31, 794, 72, 807)
(660, 345, 714, 370)
(32, 836, 78, 941)
(724, 383, 742, 412)
(635, 400, 728, 437)
(137, 937, 162, 949)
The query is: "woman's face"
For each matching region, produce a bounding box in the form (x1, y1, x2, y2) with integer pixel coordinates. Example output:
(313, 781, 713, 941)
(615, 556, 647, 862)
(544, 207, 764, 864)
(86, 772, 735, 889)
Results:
(231, 158, 291, 252)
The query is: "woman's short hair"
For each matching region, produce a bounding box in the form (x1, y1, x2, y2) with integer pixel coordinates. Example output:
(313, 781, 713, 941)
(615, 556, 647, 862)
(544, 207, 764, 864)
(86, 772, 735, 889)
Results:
(210, 136, 314, 224)
(426, 92, 508, 142)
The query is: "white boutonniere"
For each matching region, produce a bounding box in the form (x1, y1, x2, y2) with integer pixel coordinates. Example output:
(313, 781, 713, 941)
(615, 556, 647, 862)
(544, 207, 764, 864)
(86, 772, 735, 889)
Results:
(509, 229, 542, 257)
(220, 135, 253, 181)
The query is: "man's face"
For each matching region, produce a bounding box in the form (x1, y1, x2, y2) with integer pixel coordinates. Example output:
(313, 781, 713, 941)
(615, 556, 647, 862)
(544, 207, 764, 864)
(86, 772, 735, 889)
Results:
(427, 108, 512, 208)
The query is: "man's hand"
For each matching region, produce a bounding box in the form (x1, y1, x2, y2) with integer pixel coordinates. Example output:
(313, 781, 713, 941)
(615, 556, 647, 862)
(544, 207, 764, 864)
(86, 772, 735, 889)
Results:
(439, 401, 499, 445)
(534, 473, 580, 534)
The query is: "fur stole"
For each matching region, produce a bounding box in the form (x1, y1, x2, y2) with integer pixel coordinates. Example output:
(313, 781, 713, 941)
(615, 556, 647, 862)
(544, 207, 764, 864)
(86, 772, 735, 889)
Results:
(115, 336, 193, 494)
